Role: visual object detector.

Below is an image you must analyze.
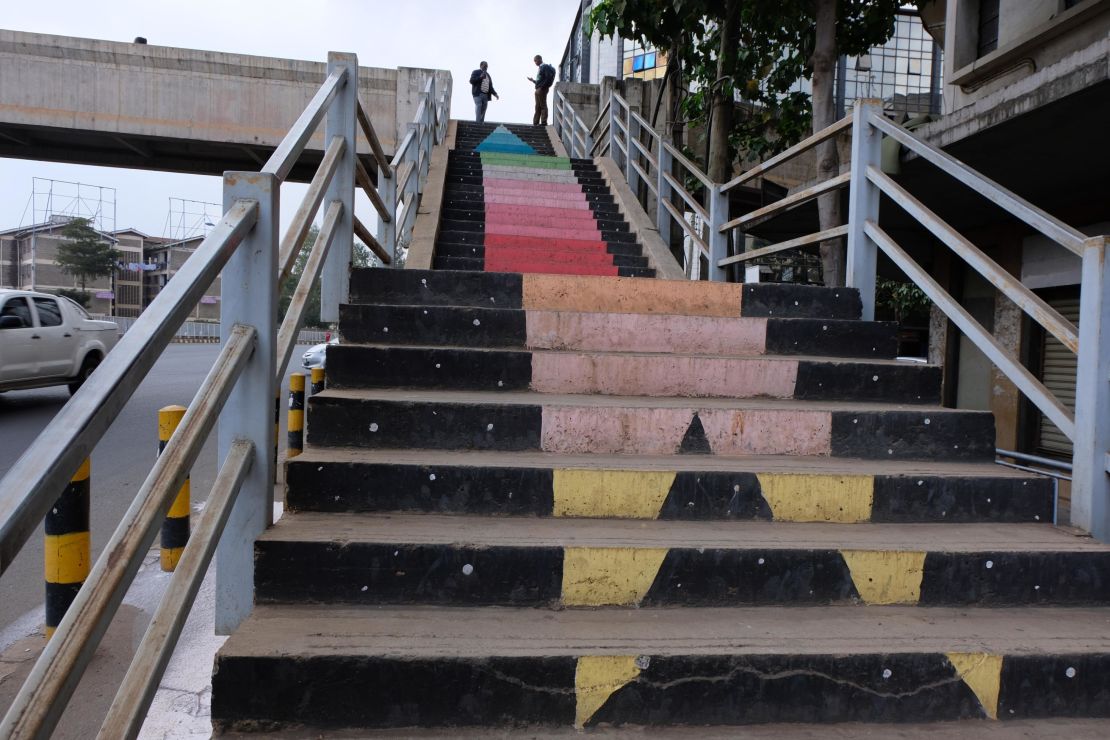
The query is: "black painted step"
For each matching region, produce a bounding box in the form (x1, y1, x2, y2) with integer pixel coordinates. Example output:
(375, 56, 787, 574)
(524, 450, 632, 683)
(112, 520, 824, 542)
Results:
(213, 604, 1110, 731)
(305, 389, 995, 460)
(338, 303, 898, 358)
(254, 514, 1110, 607)
(284, 448, 1054, 524)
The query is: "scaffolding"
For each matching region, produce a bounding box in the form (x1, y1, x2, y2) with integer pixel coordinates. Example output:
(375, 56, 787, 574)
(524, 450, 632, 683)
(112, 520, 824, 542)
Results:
(163, 197, 221, 241)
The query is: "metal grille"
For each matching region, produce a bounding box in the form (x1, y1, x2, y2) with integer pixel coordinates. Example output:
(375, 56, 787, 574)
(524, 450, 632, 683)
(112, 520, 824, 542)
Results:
(1037, 293, 1079, 458)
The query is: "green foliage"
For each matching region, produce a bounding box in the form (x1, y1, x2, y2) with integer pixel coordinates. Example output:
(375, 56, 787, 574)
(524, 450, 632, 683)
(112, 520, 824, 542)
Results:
(590, 0, 905, 164)
(55, 218, 121, 291)
(876, 278, 931, 324)
(55, 288, 90, 308)
(279, 225, 378, 328)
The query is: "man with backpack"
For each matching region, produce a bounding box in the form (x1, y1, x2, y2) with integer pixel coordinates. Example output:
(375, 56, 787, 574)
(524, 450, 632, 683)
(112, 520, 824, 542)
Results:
(528, 55, 556, 126)
(469, 61, 498, 123)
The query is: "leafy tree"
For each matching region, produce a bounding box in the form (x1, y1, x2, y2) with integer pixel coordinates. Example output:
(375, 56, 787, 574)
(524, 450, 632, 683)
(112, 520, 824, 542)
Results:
(279, 226, 378, 328)
(55, 218, 120, 292)
(590, 0, 905, 284)
(876, 277, 931, 324)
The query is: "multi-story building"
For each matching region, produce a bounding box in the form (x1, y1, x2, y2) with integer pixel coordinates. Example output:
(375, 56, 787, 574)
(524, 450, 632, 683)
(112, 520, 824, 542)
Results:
(0, 218, 221, 321)
(0, 216, 120, 315)
(143, 235, 221, 321)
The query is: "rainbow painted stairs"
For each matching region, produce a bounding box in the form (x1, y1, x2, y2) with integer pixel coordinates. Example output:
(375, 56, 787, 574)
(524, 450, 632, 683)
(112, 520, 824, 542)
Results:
(210, 125, 1110, 733)
(432, 122, 655, 278)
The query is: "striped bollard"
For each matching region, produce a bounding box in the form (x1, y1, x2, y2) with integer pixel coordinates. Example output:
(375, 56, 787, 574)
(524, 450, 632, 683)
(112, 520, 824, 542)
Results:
(311, 366, 325, 395)
(159, 405, 190, 571)
(44, 458, 91, 638)
(288, 373, 305, 458)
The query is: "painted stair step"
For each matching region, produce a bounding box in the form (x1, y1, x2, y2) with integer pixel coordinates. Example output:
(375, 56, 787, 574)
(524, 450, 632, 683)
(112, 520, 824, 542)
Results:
(285, 448, 1053, 524)
(324, 345, 940, 403)
(213, 603, 1110, 731)
(438, 238, 645, 258)
(434, 257, 649, 279)
(338, 304, 897, 358)
(482, 215, 629, 233)
(346, 269, 863, 320)
(254, 514, 1110, 607)
(305, 389, 995, 460)
(438, 246, 648, 269)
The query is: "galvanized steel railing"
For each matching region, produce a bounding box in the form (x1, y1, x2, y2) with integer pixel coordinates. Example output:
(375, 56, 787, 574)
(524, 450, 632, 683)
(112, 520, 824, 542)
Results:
(555, 90, 1109, 543)
(0, 51, 449, 739)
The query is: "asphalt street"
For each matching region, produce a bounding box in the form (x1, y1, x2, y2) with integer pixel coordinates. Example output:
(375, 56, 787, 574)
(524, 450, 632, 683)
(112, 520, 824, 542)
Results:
(0, 342, 314, 633)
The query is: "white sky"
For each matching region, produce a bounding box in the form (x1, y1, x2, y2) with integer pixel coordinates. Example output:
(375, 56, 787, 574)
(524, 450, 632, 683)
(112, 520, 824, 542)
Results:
(0, 0, 579, 236)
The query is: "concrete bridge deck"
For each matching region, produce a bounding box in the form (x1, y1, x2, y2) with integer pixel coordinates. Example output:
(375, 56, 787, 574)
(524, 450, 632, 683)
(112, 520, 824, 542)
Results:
(0, 29, 450, 180)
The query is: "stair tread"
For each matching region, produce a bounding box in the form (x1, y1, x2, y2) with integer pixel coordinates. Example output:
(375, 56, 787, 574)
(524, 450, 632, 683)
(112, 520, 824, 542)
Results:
(329, 341, 932, 366)
(287, 447, 1036, 478)
(261, 512, 1096, 552)
(221, 603, 1110, 657)
(316, 387, 977, 414)
(216, 718, 1110, 739)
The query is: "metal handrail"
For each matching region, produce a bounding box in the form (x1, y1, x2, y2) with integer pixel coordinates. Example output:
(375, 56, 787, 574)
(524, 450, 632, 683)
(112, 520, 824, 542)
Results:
(0, 200, 258, 573)
(557, 88, 1107, 538)
(0, 52, 452, 737)
(868, 113, 1087, 255)
(721, 115, 852, 194)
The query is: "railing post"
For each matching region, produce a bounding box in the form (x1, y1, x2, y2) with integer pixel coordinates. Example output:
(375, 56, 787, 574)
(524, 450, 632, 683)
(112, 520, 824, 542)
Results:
(707, 185, 729, 282)
(215, 171, 278, 634)
(1072, 235, 1110, 541)
(582, 120, 593, 160)
(319, 51, 358, 323)
(845, 98, 883, 320)
(378, 167, 397, 263)
(657, 142, 674, 248)
(625, 102, 640, 194)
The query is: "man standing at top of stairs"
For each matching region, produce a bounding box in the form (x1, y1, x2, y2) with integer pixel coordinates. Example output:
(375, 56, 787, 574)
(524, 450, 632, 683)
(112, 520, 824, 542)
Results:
(529, 54, 555, 125)
(469, 61, 498, 123)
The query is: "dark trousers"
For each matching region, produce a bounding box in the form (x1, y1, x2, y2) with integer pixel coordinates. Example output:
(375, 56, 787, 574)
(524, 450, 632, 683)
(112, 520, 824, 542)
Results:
(533, 87, 550, 126)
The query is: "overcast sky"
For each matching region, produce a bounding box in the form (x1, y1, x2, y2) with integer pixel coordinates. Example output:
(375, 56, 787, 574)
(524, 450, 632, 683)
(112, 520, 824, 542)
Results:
(0, 0, 580, 237)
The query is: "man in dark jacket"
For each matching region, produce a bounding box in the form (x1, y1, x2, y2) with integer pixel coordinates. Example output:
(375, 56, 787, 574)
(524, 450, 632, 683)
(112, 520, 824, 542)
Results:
(528, 55, 556, 126)
(469, 62, 498, 123)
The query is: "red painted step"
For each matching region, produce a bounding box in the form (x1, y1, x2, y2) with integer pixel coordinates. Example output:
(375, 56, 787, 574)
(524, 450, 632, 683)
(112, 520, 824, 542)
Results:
(483, 256, 620, 276)
(484, 213, 599, 229)
(484, 203, 596, 218)
(484, 234, 614, 252)
(485, 222, 602, 240)
(485, 246, 615, 266)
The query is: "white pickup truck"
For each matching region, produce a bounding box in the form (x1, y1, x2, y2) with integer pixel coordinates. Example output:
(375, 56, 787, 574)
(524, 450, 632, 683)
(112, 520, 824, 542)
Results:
(0, 289, 120, 395)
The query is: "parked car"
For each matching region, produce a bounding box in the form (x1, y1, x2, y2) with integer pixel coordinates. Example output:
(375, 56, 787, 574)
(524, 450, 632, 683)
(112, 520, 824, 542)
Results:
(301, 336, 338, 370)
(0, 289, 120, 395)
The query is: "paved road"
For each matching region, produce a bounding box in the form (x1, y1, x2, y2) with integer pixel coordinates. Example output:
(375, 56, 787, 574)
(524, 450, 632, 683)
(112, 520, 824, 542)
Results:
(0, 343, 314, 633)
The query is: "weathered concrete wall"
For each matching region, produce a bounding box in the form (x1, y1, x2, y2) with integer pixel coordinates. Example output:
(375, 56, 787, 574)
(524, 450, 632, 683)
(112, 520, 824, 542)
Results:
(0, 29, 450, 178)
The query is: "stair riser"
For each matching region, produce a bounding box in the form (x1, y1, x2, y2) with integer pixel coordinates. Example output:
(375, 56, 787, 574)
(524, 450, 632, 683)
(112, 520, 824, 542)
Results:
(212, 652, 1110, 731)
(441, 249, 650, 269)
(325, 346, 940, 403)
(440, 217, 631, 236)
(436, 256, 650, 278)
(346, 269, 863, 320)
(438, 240, 646, 259)
(285, 461, 1054, 524)
(306, 398, 995, 460)
(255, 540, 1110, 607)
(339, 305, 897, 359)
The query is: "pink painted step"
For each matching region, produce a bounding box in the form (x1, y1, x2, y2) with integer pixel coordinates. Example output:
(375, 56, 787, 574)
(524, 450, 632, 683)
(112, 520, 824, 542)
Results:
(525, 311, 768, 355)
(485, 194, 592, 208)
(484, 213, 599, 229)
(484, 203, 596, 219)
(484, 246, 615, 267)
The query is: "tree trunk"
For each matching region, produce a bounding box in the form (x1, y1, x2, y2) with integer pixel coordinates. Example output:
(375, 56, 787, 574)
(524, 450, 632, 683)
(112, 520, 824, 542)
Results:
(707, 0, 741, 184)
(813, 0, 844, 287)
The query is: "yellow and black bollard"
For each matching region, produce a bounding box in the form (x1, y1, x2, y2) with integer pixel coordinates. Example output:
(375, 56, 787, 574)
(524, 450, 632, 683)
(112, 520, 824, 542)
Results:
(44, 458, 91, 638)
(288, 373, 305, 458)
(310, 366, 325, 395)
(159, 405, 190, 572)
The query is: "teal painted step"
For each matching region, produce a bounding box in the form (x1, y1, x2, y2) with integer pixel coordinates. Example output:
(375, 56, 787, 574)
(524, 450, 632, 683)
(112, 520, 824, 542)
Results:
(476, 124, 537, 155)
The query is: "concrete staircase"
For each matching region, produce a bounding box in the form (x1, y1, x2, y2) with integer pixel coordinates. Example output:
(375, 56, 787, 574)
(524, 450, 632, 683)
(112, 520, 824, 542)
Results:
(433, 122, 655, 277)
(210, 125, 1110, 733)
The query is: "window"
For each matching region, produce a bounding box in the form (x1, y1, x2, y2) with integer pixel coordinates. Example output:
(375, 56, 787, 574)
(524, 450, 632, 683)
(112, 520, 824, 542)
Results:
(978, 0, 1000, 58)
(622, 41, 667, 80)
(32, 297, 63, 326)
(0, 297, 33, 327)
